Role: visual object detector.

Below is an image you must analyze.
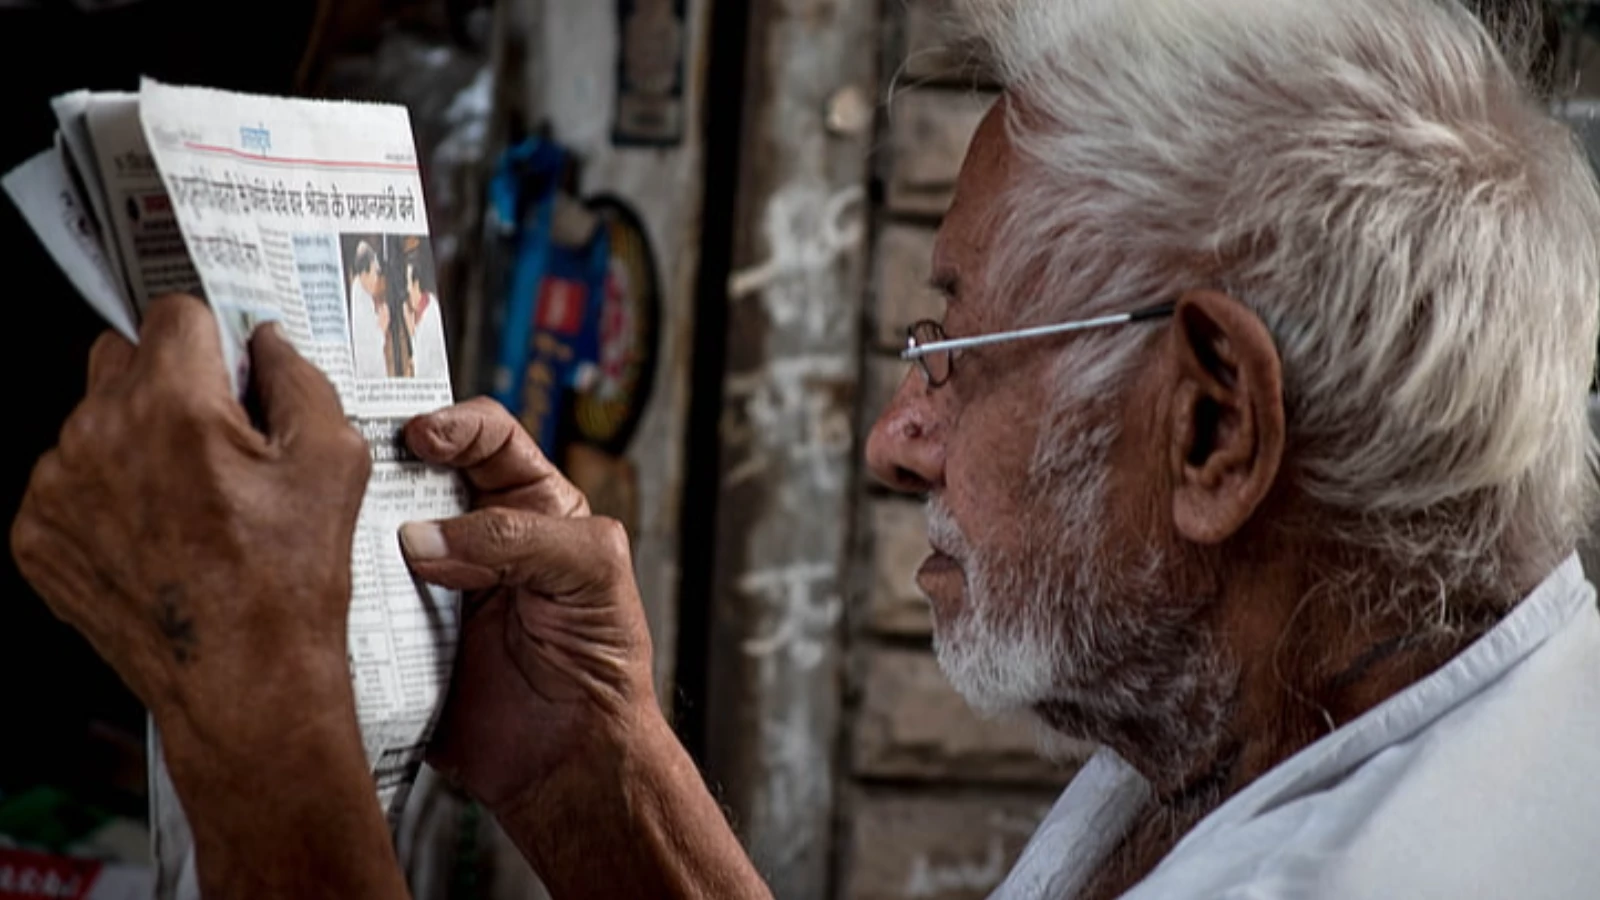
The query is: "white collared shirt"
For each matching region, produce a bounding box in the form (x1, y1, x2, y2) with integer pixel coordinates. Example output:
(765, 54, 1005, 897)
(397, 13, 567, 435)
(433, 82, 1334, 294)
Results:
(410, 295, 447, 381)
(350, 278, 388, 380)
(993, 554, 1600, 900)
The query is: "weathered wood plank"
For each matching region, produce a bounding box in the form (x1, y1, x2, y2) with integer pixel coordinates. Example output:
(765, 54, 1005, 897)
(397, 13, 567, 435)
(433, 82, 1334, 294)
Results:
(703, 0, 881, 896)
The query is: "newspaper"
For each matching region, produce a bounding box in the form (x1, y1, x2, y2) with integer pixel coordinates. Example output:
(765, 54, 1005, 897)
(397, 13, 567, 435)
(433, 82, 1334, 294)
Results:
(2, 151, 137, 339)
(5, 79, 468, 899)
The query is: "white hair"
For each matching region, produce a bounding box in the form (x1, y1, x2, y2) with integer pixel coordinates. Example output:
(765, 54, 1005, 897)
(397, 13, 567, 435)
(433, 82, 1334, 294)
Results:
(951, 0, 1600, 622)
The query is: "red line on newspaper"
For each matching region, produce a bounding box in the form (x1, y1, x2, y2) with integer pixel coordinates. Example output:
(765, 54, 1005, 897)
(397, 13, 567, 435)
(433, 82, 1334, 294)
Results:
(182, 142, 417, 172)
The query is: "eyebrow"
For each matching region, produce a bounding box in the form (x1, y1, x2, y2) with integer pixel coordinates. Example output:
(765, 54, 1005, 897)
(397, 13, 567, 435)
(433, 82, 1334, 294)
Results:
(928, 271, 960, 302)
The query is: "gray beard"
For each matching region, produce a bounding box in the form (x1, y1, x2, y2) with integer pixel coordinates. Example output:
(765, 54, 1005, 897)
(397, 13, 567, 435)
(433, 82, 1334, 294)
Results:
(925, 404, 1236, 779)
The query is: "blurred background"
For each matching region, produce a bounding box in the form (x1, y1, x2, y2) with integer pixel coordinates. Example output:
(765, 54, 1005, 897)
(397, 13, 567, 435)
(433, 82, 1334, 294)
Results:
(2, 1, 1600, 897)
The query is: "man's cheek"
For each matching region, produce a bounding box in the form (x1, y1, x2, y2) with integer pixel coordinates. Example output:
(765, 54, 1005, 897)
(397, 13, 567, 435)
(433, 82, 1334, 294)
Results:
(943, 474, 1025, 555)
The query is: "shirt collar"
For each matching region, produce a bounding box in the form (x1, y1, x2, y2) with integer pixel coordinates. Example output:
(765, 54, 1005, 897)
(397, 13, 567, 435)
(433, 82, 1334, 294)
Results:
(1168, 553, 1594, 855)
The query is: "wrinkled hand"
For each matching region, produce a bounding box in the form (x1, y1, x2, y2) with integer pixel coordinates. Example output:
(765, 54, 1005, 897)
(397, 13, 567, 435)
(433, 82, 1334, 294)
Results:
(10, 295, 371, 758)
(400, 398, 656, 813)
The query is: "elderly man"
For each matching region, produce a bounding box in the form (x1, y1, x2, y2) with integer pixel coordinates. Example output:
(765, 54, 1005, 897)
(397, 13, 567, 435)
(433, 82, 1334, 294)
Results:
(349, 240, 392, 380)
(13, 0, 1600, 897)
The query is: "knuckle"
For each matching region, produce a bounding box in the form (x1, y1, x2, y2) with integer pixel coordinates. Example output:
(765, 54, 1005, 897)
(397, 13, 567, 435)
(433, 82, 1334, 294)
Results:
(139, 294, 187, 341)
(168, 382, 230, 429)
(557, 482, 591, 517)
(307, 422, 371, 495)
(311, 369, 347, 414)
(88, 331, 132, 369)
(139, 365, 192, 414)
(122, 376, 158, 422)
(588, 517, 633, 577)
(89, 330, 121, 355)
(141, 296, 218, 372)
(57, 402, 106, 458)
(36, 432, 85, 499)
(328, 421, 371, 466)
(480, 506, 525, 553)
(24, 450, 71, 508)
(346, 448, 374, 488)
(10, 509, 47, 571)
(155, 292, 208, 326)
(10, 508, 71, 611)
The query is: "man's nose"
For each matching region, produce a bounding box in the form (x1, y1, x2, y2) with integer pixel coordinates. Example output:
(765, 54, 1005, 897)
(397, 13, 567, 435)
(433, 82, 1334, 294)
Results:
(865, 367, 944, 494)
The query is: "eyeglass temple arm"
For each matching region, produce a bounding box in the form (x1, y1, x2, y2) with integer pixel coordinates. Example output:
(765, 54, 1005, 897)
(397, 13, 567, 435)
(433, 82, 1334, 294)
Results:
(901, 301, 1176, 360)
(1127, 301, 1178, 322)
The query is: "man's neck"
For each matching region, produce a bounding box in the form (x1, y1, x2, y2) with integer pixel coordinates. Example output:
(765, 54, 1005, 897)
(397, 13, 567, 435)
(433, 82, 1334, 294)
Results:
(1213, 550, 1511, 801)
(1046, 546, 1515, 899)
(1063, 545, 1510, 810)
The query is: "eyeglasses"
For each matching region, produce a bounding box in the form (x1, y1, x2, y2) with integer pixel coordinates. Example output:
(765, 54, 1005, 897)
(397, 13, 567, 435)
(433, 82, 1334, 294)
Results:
(902, 302, 1176, 387)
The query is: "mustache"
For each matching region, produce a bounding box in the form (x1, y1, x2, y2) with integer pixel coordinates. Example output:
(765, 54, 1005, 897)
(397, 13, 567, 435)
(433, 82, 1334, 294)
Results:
(925, 496, 971, 561)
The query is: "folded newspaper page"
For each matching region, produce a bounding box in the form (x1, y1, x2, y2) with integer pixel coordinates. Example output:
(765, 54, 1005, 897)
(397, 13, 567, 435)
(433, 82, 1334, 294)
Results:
(5, 79, 469, 899)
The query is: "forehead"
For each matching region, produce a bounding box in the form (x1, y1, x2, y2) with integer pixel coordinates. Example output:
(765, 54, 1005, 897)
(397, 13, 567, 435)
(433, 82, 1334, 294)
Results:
(931, 97, 1018, 316)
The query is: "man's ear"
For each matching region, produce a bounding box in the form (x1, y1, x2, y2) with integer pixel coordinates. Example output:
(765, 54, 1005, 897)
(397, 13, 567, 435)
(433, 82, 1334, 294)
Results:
(1167, 290, 1285, 544)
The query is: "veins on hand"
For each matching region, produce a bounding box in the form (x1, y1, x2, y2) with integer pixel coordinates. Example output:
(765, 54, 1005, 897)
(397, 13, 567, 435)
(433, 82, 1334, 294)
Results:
(155, 583, 199, 665)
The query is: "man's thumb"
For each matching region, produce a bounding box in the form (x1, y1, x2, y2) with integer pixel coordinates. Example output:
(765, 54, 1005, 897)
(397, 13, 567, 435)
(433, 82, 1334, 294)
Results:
(250, 323, 347, 446)
(400, 508, 631, 595)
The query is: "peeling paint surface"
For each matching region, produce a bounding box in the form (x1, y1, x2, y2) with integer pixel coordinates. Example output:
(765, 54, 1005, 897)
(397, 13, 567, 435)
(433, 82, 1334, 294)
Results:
(704, 1, 879, 897)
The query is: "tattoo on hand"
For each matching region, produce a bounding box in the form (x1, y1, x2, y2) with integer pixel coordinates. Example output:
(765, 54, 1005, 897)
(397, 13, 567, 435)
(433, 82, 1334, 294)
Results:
(155, 584, 199, 665)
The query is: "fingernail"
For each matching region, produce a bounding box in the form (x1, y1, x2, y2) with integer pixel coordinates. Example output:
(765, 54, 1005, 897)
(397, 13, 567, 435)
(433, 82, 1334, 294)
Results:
(399, 521, 448, 560)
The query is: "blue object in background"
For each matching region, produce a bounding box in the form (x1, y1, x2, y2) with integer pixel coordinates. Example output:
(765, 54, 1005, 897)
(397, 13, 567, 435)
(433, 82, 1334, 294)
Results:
(487, 138, 611, 454)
